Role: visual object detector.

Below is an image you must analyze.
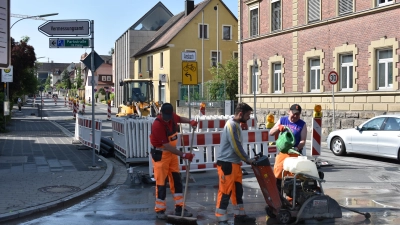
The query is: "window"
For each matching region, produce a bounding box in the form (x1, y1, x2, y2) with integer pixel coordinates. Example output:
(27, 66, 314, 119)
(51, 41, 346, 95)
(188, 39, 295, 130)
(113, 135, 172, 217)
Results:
(362, 117, 385, 131)
(308, 0, 320, 23)
(383, 118, 400, 131)
(199, 24, 208, 39)
(377, 49, 393, 89)
(223, 25, 232, 40)
(160, 52, 164, 68)
(102, 76, 106, 81)
(138, 58, 142, 73)
(147, 55, 153, 72)
(233, 52, 238, 59)
(251, 65, 259, 94)
(179, 83, 200, 100)
(107, 76, 112, 81)
(160, 85, 166, 103)
(338, 0, 353, 15)
(271, 0, 281, 31)
(249, 5, 259, 37)
(340, 54, 353, 90)
(273, 63, 282, 93)
(309, 58, 320, 91)
(377, 0, 393, 7)
(211, 51, 221, 67)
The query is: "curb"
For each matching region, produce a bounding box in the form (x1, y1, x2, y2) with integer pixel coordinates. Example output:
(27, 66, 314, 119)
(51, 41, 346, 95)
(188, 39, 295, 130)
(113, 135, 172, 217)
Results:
(0, 156, 114, 223)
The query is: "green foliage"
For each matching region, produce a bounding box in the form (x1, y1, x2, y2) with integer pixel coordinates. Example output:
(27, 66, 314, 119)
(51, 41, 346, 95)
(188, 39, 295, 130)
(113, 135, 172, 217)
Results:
(75, 68, 83, 89)
(98, 88, 106, 95)
(110, 93, 115, 100)
(109, 48, 114, 55)
(95, 92, 99, 98)
(207, 57, 238, 100)
(44, 75, 51, 92)
(9, 37, 37, 100)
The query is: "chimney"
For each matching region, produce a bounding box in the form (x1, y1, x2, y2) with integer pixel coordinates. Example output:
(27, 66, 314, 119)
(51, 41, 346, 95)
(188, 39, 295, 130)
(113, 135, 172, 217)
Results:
(185, 0, 195, 16)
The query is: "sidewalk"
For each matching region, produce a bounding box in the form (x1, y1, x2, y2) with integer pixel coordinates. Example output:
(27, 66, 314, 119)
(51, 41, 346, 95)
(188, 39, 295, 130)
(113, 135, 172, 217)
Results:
(0, 105, 113, 223)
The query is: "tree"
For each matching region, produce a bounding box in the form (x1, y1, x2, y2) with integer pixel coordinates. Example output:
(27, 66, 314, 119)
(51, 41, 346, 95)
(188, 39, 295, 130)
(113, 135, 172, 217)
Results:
(9, 37, 37, 99)
(75, 68, 83, 89)
(108, 48, 114, 55)
(61, 69, 72, 90)
(44, 75, 51, 92)
(207, 57, 239, 101)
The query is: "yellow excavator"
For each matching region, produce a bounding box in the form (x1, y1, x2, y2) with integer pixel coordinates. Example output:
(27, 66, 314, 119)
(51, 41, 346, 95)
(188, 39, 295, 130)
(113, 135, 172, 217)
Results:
(116, 79, 161, 117)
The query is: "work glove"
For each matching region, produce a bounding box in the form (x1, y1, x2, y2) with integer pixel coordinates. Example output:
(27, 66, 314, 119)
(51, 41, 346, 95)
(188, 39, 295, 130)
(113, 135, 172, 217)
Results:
(278, 125, 286, 133)
(182, 153, 195, 162)
(189, 120, 198, 128)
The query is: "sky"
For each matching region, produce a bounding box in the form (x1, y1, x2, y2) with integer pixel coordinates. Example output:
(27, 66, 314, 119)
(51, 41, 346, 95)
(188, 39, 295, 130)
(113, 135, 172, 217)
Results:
(10, 0, 238, 64)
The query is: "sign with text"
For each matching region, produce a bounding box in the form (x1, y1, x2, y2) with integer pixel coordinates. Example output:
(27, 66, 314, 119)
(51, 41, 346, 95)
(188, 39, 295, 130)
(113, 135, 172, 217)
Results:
(181, 52, 196, 61)
(328, 71, 339, 85)
(38, 20, 90, 36)
(49, 38, 91, 48)
(159, 74, 167, 83)
(182, 62, 198, 85)
(0, 0, 10, 68)
(1, 66, 13, 82)
(3, 101, 9, 116)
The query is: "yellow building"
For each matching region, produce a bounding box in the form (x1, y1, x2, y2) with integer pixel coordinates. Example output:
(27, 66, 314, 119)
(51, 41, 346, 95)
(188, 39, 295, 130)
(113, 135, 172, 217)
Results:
(133, 0, 238, 105)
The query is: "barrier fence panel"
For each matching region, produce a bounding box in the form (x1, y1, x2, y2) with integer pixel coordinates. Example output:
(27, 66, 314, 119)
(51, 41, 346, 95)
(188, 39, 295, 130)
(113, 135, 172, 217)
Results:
(148, 128, 279, 177)
(196, 115, 257, 132)
(77, 114, 102, 152)
(112, 117, 128, 157)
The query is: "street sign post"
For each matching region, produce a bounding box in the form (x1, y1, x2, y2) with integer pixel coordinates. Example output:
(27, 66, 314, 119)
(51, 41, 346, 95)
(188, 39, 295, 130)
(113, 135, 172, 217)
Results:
(49, 38, 91, 48)
(38, 20, 90, 36)
(0, 0, 10, 68)
(329, 71, 339, 131)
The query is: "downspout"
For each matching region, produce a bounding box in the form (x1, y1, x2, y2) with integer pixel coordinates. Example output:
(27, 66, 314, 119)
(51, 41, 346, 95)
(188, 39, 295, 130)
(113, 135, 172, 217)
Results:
(202, 10, 204, 98)
(239, 1, 243, 102)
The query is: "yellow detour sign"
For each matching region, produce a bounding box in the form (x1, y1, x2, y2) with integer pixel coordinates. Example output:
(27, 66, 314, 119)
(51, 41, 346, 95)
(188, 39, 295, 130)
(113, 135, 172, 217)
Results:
(182, 62, 198, 85)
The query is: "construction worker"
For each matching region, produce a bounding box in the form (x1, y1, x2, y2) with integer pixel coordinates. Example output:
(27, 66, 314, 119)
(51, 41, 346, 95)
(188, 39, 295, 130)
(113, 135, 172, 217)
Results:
(270, 104, 307, 190)
(150, 103, 198, 220)
(215, 102, 256, 225)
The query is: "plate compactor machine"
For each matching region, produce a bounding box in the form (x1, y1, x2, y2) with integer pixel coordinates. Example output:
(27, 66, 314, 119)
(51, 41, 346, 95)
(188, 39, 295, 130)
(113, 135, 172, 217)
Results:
(251, 152, 343, 224)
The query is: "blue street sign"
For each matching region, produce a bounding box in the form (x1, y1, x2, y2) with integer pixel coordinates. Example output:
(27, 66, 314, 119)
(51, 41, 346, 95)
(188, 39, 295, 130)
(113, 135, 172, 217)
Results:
(57, 39, 64, 47)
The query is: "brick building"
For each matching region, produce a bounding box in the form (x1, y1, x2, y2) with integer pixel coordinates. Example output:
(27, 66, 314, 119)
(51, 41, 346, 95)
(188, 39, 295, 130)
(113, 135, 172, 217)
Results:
(239, 0, 400, 136)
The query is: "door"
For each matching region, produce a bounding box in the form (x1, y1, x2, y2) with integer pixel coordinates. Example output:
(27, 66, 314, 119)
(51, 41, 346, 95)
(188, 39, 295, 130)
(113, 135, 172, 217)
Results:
(351, 117, 385, 154)
(378, 117, 400, 157)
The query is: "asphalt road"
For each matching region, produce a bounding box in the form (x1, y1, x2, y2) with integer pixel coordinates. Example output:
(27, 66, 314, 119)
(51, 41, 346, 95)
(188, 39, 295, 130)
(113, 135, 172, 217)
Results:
(13, 97, 400, 225)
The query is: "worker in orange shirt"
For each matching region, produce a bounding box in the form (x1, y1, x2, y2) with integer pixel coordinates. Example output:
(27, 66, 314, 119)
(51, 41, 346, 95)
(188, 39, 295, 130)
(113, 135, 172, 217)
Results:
(150, 103, 198, 220)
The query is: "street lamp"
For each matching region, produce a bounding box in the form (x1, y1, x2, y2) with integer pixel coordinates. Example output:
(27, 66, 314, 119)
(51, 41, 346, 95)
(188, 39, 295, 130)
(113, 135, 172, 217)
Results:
(11, 13, 58, 29)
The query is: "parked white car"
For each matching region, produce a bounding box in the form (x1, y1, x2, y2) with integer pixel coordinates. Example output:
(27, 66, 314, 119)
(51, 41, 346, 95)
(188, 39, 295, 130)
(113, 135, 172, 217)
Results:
(327, 115, 400, 161)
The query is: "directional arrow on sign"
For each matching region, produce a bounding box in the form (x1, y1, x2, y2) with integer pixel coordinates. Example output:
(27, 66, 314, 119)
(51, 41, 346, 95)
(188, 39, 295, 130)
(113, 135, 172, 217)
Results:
(38, 20, 90, 37)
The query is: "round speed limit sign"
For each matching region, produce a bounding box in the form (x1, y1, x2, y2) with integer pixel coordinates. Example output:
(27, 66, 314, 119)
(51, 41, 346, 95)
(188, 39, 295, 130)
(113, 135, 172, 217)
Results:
(328, 71, 339, 85)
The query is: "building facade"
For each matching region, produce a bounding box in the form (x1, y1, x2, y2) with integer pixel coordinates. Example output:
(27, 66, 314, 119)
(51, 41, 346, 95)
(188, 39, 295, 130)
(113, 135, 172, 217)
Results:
(134, 0, 238, 106)
(239, 0, 400, 135)
(113, 2, 173, 108)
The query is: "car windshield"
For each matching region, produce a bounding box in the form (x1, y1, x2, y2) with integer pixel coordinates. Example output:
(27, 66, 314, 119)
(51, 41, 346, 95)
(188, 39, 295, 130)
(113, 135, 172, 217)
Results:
(123, 81, 149, 103)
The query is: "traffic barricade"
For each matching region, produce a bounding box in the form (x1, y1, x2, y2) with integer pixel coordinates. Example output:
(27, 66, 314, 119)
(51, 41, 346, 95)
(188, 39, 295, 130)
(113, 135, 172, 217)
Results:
(75, 114, 102, 152)
(196, 115, 257, 132)
(112, 117, 128, 157)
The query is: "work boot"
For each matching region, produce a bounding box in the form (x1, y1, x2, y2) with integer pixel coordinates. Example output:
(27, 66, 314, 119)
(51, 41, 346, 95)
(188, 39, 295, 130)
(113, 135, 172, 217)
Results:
(234, 215, 256, 224)
(156, 210, 167, 220)
(175, 206, 193, 217)
(218, 221, 229, 225)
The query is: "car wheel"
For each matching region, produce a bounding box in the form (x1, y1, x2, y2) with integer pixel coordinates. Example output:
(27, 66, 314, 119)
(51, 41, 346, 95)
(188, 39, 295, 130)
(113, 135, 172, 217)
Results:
(330, 136, 346, 156)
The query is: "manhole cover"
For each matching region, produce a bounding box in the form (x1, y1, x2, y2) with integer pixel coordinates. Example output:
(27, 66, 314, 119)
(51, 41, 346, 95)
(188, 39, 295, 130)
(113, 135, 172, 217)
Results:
(38, 185, 81, 193)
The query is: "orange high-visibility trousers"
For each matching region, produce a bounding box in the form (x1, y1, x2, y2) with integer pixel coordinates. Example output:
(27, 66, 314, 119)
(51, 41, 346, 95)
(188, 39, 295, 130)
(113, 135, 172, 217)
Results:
(215, 161, 246, 222)
(152, 150, 183, 212)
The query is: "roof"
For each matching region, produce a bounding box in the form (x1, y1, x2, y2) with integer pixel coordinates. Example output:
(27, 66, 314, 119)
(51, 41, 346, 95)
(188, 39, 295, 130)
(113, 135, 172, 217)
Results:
(133, 0, 237, 58)
(116, 2, 173, 41)
(36, 62, 80, 74)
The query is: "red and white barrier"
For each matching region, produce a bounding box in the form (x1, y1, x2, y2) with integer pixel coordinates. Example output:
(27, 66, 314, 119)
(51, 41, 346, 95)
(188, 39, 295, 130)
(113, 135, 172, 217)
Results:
(196, 115, 257, 132)
(112, 117, 156, 162)
(311, 117, 322, 157)
(73, 102, 77, 118)
(53, 97, 57, 105)
(64, 97, 67, 107)
(82, 102, 85, 114)
(75, 114, 102, 152)
(107, 101, 111, 120)
(76, 100, 80, 112)
(148, 129, 278, 176)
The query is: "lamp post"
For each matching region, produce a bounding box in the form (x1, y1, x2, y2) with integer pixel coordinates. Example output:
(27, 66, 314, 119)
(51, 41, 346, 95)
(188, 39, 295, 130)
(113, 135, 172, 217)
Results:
(11, 13, 58, 29)
(253, 55, 258, 126)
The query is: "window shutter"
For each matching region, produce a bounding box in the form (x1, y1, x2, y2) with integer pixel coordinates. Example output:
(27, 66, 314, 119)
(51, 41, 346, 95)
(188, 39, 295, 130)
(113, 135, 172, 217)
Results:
(308, 0, 320, 22)
(339, 0, 352, 15)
